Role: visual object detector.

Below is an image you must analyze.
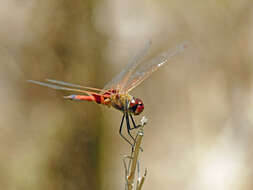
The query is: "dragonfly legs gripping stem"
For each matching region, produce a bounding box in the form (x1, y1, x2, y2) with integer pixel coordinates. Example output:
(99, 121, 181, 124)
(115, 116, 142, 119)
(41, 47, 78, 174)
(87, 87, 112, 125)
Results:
(129, 114, 142, 130)
(118, 99, 143, 151)
(129, 113, 144, 152)
(125, 112, 136, 142)
(119, 113, 134, 148)
(119, 112, 143, 152)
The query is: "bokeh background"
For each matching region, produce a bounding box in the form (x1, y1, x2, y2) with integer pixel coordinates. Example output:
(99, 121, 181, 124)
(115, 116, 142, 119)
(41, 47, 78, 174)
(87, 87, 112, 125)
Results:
(1, 0, 253, 189)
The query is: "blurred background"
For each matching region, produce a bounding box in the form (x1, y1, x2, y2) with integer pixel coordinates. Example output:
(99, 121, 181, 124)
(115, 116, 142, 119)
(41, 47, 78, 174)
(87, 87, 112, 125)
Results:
(1, 0, 253, 189)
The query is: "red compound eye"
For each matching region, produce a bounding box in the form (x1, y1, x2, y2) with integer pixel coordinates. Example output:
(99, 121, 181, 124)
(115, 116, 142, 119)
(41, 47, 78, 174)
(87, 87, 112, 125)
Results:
(130, 99, 136, 107)
(133, 98, 144, 115)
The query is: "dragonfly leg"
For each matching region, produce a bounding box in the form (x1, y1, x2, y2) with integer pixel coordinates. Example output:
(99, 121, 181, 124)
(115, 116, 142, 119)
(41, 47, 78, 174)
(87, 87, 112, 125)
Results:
(125, 112, 136, 142)
(119, 113, 134, 147)
(129, 114, 141, 130)
(129, 114, 144, 151)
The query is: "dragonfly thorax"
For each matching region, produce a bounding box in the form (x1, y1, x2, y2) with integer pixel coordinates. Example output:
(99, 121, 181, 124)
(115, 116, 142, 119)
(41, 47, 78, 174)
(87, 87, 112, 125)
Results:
(110, 93, 144, 115)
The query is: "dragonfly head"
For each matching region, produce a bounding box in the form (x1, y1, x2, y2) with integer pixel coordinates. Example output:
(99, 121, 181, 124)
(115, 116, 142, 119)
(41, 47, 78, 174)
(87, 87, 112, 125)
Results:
(129, 97, 144, 115)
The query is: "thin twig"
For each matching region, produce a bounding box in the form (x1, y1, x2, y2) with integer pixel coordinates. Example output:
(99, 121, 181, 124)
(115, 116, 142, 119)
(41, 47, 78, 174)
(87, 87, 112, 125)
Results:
(136, 168, 147, 190)
(136, 161, 140, 188)
(127, 130, 143, 190)
(124, 116, 148, 190)
(123, 156, 129, 190)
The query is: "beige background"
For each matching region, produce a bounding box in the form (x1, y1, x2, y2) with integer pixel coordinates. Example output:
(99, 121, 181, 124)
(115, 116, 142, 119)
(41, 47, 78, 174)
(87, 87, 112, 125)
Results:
(0, 0, 253, 189)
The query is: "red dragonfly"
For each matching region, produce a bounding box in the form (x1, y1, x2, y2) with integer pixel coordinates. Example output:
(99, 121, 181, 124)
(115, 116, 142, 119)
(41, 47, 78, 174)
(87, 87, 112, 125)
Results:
(28, 41, 188, 146)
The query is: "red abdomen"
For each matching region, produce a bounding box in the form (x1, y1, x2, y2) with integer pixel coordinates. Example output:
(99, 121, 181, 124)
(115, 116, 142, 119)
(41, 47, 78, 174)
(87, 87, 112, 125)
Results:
(64, 93, 111, 105)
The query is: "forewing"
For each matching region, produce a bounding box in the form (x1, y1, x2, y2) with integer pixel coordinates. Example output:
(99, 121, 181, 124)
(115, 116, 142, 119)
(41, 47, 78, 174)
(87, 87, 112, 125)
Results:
(103, 41, 151, 92)
(46, 79, 106, 92)
(124, 41, 188, 92)
(28, 80, 101, 96)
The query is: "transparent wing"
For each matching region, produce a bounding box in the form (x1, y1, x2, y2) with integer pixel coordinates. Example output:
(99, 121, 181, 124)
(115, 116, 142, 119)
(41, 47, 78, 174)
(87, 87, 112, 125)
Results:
(46, 79, 106, 92)
(123, 41, 188, 92)
(28, 80, 101, 96)
(103, 40, 151, 91)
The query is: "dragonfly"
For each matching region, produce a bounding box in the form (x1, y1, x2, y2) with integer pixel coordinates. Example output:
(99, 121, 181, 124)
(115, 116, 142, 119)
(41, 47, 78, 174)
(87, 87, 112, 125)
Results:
(28, 41, 188, 146)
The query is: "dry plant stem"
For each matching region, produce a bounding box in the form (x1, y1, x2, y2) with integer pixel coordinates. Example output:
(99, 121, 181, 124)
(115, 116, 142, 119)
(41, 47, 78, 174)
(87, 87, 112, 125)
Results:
(136, 161, 140, 188)
(136, 169, 147, 190)
(124, 116, 147, 190)
(127, 129, 143, 190)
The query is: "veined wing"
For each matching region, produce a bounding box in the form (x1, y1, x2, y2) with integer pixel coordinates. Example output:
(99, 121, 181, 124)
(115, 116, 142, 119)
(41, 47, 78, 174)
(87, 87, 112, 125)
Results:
(28, 80, 102, 96)
(123, 41, 188, 92)
(103, 40, 151, 92)
(46, 79, 106, 93)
